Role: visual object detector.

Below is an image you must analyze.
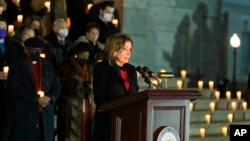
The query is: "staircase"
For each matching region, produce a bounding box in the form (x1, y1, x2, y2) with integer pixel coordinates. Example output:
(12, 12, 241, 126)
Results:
(189, 88, 250, 141)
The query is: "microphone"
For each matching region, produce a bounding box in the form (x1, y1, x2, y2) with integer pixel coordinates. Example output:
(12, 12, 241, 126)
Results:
(136, 66, 151, 84)
(143, 66, 161, 84)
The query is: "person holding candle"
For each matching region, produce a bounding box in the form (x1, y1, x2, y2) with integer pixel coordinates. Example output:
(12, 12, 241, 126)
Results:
(57, 42, 95, 141)
(92, 33, 138, 141)
(7, 37, 61, 141)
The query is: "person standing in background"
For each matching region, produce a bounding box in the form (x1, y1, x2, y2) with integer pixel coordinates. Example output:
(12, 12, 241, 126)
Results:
(57, 42, 95, 141)
(89, 1, 119, 44)
(44, 18, 73, 68)
(92, 33, 138, 141)
(7, 37, 61, 141)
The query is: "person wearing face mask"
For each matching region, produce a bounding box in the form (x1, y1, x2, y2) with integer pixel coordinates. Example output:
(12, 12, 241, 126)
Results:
(89, 1, 120, 44)
(7, 37, 61, 141)
(44, 18, 73, 68)
(57, 42, 95, 141)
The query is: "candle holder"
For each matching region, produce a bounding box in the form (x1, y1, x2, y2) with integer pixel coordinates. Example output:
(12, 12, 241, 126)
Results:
(210, 102, 215, 111)
(198, 80, 204, 89)
(190, 102, 194, 111)
(199, 128, 206, 138)
(180, 70, 187, 79)
(3, 66, 9, 77)
(45, 1, 51, 12)
(37, 90, 44, 97)
(231, 101, 236, 110)
(214, 91, 220, 100)
(208, 81, 214, 89)
(176, 80, 183, 89)
(242, 102, 247, 110)
(8, 25, 14, 35)
(226, 91, 231, 100)
(205, 114, 211, 124)
(236, 91, 241, 100)
(17, 14, 23, 23)
(222, 126, 228, 136)
(228, 113, 233, 123)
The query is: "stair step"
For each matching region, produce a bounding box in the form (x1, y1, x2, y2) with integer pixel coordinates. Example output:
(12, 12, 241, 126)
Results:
(190, 135, 229, 141)
(191, 99, 246, 111)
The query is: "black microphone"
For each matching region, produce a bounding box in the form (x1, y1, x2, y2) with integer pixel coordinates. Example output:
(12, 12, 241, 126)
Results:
(143, 66, 161, 83)
(136, 66, 151, 84)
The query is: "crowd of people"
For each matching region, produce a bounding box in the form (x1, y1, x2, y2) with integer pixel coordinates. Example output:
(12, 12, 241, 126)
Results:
(0, 0, 139, 141)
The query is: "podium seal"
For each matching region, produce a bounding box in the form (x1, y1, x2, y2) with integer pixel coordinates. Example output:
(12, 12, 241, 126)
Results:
(157, 126, 180, 141)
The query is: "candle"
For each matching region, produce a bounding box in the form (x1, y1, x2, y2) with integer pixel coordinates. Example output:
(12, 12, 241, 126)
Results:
(8, 25, 14, 35)
(176, 80, 182, 89)
(3, 66, 9, 77)
(205, 114, 211, 124)
(210, 102, 215, 111)
(222, 126, 228, 136)
(160, 69, 167, 72)
(228, 113, 233, 123)
(236, 91, 241, 100)
(180, 70, 187, 79)
(112, 19, 119, 26)
(45, 1, 51, 12)
(214, 91, 220, 100)
(40, 53, 46, 58)
(37, 90, 44, 97)
(190, 102, 194, 111)
(198, 80, 203, 89)
(17, 14, 23, 23)
(66, 17, 71, 28)
(231, 101, 236, 110)
(226, 91, 231, 100)
(242, 102, 247, 110)
(87, 3, 93, 11)
(199, 128, 206, 138)
(208, 81, 214, 89)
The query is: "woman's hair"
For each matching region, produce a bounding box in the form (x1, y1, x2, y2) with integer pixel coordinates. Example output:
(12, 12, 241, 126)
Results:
(85, 22, 100, 33)
(24, 14, 42, 26)
(103, 33, 133, 66)
(11, 24, 34, 42)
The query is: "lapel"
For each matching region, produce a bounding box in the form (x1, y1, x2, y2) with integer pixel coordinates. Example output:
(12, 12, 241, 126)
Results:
(113, 64, 132, 93)
(20, 58, 36, 88)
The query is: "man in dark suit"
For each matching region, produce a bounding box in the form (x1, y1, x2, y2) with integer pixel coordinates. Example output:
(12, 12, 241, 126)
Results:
(7, 37, 61, 141)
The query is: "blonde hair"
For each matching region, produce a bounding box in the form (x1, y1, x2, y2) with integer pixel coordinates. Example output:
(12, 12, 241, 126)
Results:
(103, 33, 133, 66)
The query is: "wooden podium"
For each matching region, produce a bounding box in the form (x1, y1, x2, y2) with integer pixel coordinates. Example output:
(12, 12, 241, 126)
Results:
(99, 89, 201, 141)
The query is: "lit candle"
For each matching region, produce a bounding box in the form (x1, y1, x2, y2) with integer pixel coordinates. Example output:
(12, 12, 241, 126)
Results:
(208, 81, 214, 89)
(199, 128, 206, 138)
(40, 53, 46, 58)
(87, 3, 93, 11)
(236, 91, 241, 100)
(210, 102, 215, 111)
(17, 14, 23, 23)
(198, 80, 203, 89)
(214, 91, 220, 100)
(37, 90, 44, 97)
(205, 114, 211, 124)
(180, 70, 187, 79)
(3, 66, 9, 77)
(112, 19, 118, 26)
(160, 69, 167, 72)
(190, 102, 194, 111)
(8, 25, 14, 35)
(222, 126, 228, 136)
(228, 113, 233, 123)
(231, 101, 236, 110)
(45, 1, 51, 12)
(226, 91, 231, 100)
(176, 80, 182, 89)
(242, 102, 247, 110)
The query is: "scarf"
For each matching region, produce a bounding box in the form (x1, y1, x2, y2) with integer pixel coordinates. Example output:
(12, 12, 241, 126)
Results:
(26, 57, 43, 111)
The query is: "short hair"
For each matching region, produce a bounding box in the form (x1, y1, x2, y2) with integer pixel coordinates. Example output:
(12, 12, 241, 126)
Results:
(103, 33, 133, 66)
(0, 0, 7, 11)
(99, 1, 114, 10)
(53, 18, 66, 27)
(86, 22, 100, 33)
(0, 17, 7, 25)
(11, 25, 34, 42)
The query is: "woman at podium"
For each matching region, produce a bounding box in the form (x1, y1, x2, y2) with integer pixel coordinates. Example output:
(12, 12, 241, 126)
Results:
(92, 33, 139, 141)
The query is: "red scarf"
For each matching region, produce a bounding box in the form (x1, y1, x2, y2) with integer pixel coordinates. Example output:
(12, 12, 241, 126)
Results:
(26, 57, 43, 111)
(119, 67, 130, 91)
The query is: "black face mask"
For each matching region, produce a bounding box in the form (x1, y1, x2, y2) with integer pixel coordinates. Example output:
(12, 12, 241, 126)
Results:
(77, 59, 87, 66)
(30, 52, 40, 61)
(34, 29, 41, 36)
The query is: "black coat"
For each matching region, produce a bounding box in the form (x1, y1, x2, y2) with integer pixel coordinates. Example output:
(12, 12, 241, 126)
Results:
(7, 57, 61, 141)
(92, 59, 138, 141)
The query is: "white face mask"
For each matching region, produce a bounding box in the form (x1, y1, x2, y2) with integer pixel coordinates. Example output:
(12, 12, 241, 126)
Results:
(103, 13, 113, 22)
(58, 28, 69, 38)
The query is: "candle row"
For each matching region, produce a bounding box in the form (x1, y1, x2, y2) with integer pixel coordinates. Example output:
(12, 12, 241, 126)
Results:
(214, 90, 242, 100)
(176, 80, 215, 89)
(190, 101, 247, 111)
(200, 126, 228, 138)
(204, 113, 236, 124)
